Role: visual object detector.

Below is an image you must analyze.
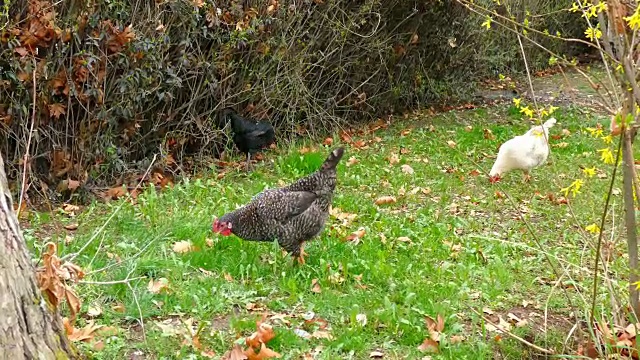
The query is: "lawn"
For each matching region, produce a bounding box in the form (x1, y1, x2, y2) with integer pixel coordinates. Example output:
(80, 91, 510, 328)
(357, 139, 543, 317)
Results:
(24, 103, 628, 359)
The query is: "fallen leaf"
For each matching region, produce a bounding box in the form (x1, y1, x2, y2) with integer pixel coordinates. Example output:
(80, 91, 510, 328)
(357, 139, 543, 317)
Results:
(311, 278, 321, 293)
(345, 227, 366, 244)
(465, 125, 473, 132)
(64, 223, 79, 231)
(356, 313, 368, 327)
(66, 319, 104, 342)
(201, 350, 216, 358)
(224, 273, 234, 282)
(228, 344, 249, 360)
(397, 236, 412, 244)
(562, 128, 571, 137)
(483, 129, 495, 140)
(369, 350, 384, 358)
(388, 153, 400, 165)
(323, 137, 334, 146)
(401, 164, 414, 174)
(418, 338, 439, 353)
(346, 156, 359, 167)
(87, 304, 102, 318)
(172, 240, 193, 254)
(245, 342, 282, 359)
(375, 196, 397, 205)
(205, 238, 214, 247)
(410, 33, 419, 44)
(449, 335, 465, 344)
(148, 278, 170, 294)
(447, 140, 456, 148)
(245, 322, 276, 349)
(310, 330, 333, 340)
(93, 340, 105, 351)
(111, 303, 126, 313)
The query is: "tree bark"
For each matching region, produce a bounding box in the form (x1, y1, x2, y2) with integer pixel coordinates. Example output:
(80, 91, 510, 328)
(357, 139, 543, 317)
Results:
(0, 153, 76, 359)
(623, 126, 640, 317)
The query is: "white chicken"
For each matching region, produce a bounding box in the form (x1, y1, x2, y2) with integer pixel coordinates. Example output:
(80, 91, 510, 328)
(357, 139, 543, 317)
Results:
(489, 117, 557, 183)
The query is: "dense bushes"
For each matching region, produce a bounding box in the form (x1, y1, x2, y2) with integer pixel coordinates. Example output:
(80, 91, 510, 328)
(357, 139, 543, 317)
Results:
(0, 0, 586, 195)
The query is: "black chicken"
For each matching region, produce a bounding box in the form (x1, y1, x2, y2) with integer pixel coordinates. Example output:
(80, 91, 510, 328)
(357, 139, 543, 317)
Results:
(212, 147, 345, 264)
(221, 107, 275, 170)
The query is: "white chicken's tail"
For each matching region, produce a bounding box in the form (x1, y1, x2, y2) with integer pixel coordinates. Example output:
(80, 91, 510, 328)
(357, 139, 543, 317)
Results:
(543, 117, 557, 129)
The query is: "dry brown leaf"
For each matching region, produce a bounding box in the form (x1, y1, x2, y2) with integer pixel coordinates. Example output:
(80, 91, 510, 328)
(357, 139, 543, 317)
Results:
(148, 278, 169, 294)
(87, 304, 102, 317)
(227, 344, 249, 360)
(450, 335, 465, 344)
(245, 342, 281, 359)
(172, 240, 193, 254)
(346, 156, 359, 167)
(311, 278, 322, 293)
(388, 153, 400, 165)
(66, 320, 104, 342)
(418, 338, 439, 353)
(464, 125, 473, 132)
(410, 33, 419, 44)
(401, 164, 414, 174)
(48, 103, 67, 119)
(397, 236, 412, 244)
(64, 223, 79, 231)
(105, 186, 127, 200)
(245, 322, 276, 349)
(483, 128, 495, 140)
(447, 140, 456, 148)
(323, 137, 334, 146)
(374, 196, 397, 205)
(369, 350, 384, 358)
(205, 238, 214, 247)
(345, 227, 366, 244)
(425, 314, 445, 332)
(224, 273, 234, 282)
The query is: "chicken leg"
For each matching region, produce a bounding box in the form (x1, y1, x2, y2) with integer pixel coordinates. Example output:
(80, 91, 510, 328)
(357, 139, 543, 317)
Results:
(293, 243, 308, 265)
(523, 171, 532, 183)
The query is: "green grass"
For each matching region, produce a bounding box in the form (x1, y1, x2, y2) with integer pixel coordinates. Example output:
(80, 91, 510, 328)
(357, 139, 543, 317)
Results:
(24, 105, 631, 359)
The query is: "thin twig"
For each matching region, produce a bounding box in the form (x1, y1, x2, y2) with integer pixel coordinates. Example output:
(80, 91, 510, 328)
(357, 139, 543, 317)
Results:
(79, 276, 146, 285)
(590, 126, 624, 324)
(127, 281, 146, 342)
(85, 232, 163, 275)
(18, 60, 37, 218)
(62, 154, 158, 262)
(470, 308, 555, 355)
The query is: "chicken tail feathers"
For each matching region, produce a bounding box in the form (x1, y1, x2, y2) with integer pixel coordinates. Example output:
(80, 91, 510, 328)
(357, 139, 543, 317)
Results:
(321, 147, 345, 171)
(543, 117, 557, 129)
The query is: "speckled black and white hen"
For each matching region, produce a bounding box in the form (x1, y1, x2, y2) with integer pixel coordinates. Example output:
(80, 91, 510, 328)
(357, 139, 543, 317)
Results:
(212, 147, 345, 264)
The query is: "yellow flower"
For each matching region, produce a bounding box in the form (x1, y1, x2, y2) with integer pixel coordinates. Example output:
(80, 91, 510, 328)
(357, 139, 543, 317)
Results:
(585, 27, 602, 41)
(598, 148, 615, 164)
(561, 179, 584, 197)
(519, 106, 534, 118)
(482, 16, 492, 30)
(585, 223, 600, 234)
(569, 2, 579, 12)
(513, 98, 522, 108)
(625, 11, 640, 30)
(602, 135, 613, 144)
(548, 105, 558, 114)
(582, 167, 596, 177)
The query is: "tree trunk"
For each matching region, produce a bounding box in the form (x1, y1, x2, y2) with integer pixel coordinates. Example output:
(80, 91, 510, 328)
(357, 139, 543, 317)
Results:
(0, 153, 76, 359)
(623, 126, 640, 317)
